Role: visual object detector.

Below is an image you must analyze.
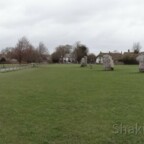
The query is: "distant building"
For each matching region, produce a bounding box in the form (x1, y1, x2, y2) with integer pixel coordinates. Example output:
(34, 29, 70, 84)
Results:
(63, 53, 76, 63)
(96, 52, 123, 64)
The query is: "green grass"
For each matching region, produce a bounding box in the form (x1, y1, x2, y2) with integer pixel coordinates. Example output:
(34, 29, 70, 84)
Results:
(0, 64, 144, 144)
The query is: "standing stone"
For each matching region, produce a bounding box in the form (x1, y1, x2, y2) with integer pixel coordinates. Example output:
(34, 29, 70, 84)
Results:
(84, 56, 87, 66)
(103, 54, 114, 70)
(80, 56, 87, 67)
(136, 54, 144, 72)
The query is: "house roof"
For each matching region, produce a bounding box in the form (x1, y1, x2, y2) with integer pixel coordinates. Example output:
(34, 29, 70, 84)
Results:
(97, 52, 123, 61)
(123, 52, 139, 58)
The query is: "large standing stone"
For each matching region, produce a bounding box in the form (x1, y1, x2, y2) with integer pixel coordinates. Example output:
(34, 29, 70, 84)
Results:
(81, 56, 87, 67)
(136, 54, 144, 72)
(103, 54, 114, 70)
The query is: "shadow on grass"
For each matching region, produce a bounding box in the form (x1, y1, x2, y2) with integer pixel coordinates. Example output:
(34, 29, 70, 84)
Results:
(94, 69, 118, 72)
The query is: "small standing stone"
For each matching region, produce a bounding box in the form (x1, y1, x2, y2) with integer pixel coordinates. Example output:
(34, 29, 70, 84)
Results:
(136, 54, 144, 72)
(103, 54, 114, 71)
(80, 56, 87, 67)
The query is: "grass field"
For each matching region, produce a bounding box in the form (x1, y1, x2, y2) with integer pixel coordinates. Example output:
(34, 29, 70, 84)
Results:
(0, 64, 144, 144)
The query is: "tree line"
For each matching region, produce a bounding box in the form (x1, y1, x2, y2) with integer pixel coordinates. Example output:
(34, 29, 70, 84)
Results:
(0, 36, 141, 65)
(0, 37, 96, 64)
(1, 37, 49, 64)
(121, 42, 142, 64)
(51, 41, 96, 63)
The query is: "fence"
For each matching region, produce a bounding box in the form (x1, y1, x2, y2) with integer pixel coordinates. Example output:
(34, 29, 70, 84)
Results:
(0, 63, 37, 73)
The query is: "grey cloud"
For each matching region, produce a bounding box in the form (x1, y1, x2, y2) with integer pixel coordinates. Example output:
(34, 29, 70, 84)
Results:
(0, 0, 144, 53)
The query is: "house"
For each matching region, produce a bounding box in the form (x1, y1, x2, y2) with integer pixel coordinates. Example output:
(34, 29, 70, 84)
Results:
(96, 52, 107, 64)
(63, 53, 76, 63)
(122, 50, 139, 64)
(110, 53, 123, 64)
(96, 52, 123, 64)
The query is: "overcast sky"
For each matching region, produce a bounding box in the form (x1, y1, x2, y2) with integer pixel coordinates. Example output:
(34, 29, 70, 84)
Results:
(0, 0, 144, 54)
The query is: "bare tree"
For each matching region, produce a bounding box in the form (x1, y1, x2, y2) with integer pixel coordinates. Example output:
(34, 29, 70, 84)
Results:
(51, 44, 72, 63)
(38, 42, 48, 54)
(51, 52, 60, 63)
(1, 47, 14, 59)
(87, 53, 96, 63)
(133, 42, 141, 54)
(56, 45, 72, 57)
(37, 42, 49, 62)
(73, 42, 89, 63)
(1, 37, 50, 64)
(14, 37, 30, 63)
(23, 44, 37, 63)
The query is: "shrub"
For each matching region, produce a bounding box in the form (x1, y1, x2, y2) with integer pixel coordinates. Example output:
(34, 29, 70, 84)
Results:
(121, 53, 138, 64)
